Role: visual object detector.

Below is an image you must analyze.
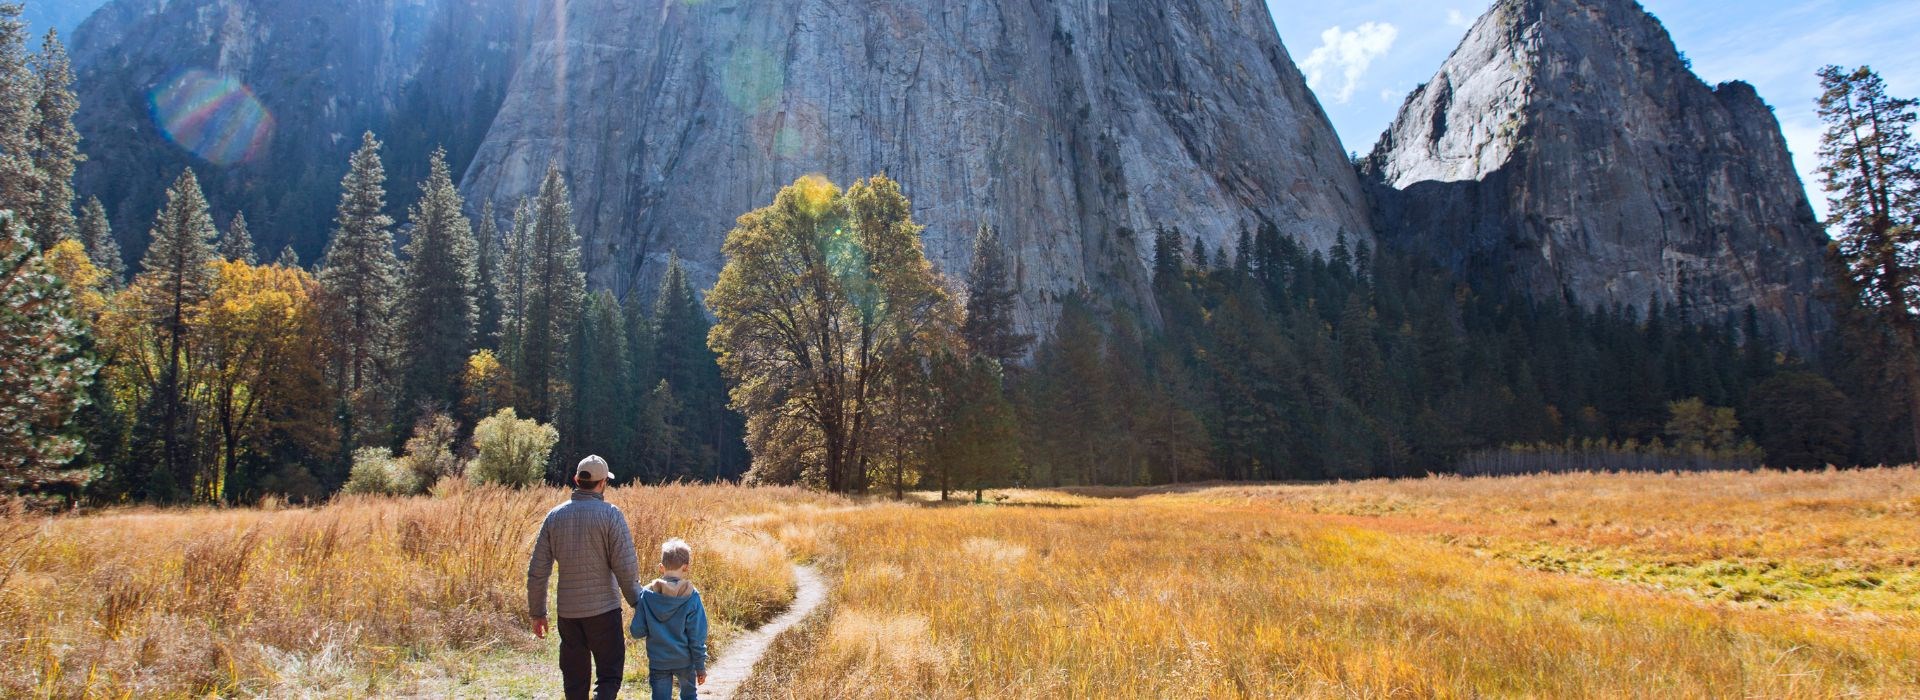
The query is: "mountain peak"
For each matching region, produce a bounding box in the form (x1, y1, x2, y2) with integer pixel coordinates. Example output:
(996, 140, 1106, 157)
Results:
(1366, 0, 1830, 349)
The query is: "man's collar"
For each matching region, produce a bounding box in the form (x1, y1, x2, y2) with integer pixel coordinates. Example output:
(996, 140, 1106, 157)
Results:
(570, 489, 605, 501)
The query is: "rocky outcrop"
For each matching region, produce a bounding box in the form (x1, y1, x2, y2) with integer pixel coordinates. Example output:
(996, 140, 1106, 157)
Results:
(70, 0, 537, 262)
(458, 0, 1371, 329)
(1364, 0, 1829, 349)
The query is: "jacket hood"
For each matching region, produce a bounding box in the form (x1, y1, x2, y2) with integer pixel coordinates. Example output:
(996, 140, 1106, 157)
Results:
(644, 577, 697, 622)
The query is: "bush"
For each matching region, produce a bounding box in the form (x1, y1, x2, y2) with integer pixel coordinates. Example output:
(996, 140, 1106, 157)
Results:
(470, 408, 557, 487)
(398, 412, 461, 490)
(344, 447, 415, 495)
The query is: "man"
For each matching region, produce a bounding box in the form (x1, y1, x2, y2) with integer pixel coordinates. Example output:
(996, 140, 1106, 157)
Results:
(529, 455, 643, 700)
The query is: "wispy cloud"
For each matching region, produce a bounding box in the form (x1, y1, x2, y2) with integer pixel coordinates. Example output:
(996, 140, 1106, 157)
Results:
(1447, 9, 1473, 28)
(1300, 22, 1400, 104)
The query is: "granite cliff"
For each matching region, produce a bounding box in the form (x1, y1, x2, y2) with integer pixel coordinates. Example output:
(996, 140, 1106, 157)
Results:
(1362, 0, 1830, 349)
(70, 0, 537, 262)
(458, 0, 1371, 328)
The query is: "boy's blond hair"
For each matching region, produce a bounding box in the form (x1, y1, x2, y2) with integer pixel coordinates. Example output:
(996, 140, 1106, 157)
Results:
(661, 538, 692, 569)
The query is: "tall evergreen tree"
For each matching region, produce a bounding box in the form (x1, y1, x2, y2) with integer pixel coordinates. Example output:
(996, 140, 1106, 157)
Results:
(652, 253, 739, 477)
(77, 196, 122, 281)
(397, 148, 478, 415)
(566, 290, 629, 462)
(960, 224, 1033, 367)
(220, 211, 257, 263)
(317, 132, 400, 452)
(129, 170, 218, 501)
(0, 211, 93, 494)
(1816, 65, 1920, 457)
(28, 28, 78, 249)
(0, 4, 37, 221)
(519, 163, 584, 422)
(274, 244, 300, 268)
(499, 197, 534, 375)
(473, 200, 504, 349)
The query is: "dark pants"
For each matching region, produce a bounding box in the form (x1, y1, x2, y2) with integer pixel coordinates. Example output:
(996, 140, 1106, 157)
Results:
(558, 609, 625, 700)
(648, 668, 698, 700)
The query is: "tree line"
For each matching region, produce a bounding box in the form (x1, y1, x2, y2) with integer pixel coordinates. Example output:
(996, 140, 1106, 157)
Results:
(0, 2, 740, 503)
(4, 4, 1918, 502)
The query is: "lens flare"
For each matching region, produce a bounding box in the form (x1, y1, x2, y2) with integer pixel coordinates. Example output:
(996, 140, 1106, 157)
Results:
(149, 69, 274, 166)
(722, 47, 784, 112)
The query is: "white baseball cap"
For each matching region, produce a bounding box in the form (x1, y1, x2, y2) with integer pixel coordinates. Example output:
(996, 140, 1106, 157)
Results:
(577, 455, 613, 481)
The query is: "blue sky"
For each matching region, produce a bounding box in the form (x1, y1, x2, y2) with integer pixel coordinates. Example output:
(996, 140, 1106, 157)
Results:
(1267, 0, 1920, 219)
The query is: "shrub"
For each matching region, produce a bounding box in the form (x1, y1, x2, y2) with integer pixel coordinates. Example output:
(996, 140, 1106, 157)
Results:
(398, 412, 461, 490)
(344, 447, 414, 495)
(469, 408, 557, 487)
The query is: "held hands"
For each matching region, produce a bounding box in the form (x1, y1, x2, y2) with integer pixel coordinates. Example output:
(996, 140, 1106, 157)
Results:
(697, 672, 708, 686)
(531, 617, 548, 639)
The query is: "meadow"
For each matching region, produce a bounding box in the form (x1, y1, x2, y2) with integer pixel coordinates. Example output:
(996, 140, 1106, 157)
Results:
(2, 468, 1916, 698)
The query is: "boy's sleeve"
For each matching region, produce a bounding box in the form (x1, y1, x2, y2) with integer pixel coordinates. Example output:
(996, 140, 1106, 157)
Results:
(689, 592, 710, 672)
(628, 593, 650, 640)
(526, 517, 553, 619)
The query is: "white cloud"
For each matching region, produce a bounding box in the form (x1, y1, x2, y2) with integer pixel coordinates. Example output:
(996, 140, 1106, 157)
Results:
(1300, 22, 1400, 104)
(1447, 9, 1473, 28)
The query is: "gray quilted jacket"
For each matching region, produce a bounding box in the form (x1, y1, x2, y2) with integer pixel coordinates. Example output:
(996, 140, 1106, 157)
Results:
(527, 490, 642, 619)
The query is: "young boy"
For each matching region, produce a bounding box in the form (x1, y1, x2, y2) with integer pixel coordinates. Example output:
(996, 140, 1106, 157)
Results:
(630, 538, 710, 700)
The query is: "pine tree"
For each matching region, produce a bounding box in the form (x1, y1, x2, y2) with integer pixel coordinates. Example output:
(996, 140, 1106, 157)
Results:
(567, 290, 628, 462)
(129, 170, 218, 501)
(473, 200, 504, 349)
(397, 148, 478, 415)
(520, 163, 584, 422)
(0, 4, 37, 221)
(1816, 65, 1920, 457)
(220, 211, 257, 263)
(0, 211, 94, 494)
(317, 132, 400, 450)
(77, 196, 122, 281)
(274, 244, 299, 268)
(28, 28, 79, 249)
(499, 197, 534, 375)
(960, 224, 1033, 368)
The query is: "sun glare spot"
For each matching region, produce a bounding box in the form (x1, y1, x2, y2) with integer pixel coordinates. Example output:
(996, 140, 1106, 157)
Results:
(148, 69, 274, 166)
(722, 47, 784, 112)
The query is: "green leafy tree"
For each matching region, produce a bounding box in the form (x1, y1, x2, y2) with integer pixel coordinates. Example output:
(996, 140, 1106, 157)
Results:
(1817, 65, 1920, 458)
(1747, 372, 1853, 470)
(397, 148, 479, 415)
(707, 175, 960, 492)
(317, 132, 400, 452)
(0, 212, 94, 494)
(219, 211, 256, 263)
(28, 28, 79, 248)
(470, 407, 557, 487)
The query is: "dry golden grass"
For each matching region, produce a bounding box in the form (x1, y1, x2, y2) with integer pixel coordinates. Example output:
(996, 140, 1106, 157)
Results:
(741, 469, 1920, 698)
(0, 482, 841, 698)
(8, 469, 1916, 698)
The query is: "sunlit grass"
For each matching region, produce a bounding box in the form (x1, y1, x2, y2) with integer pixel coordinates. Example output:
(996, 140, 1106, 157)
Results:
(0, 482, 841, 697)
(742, 468, 1920, 698)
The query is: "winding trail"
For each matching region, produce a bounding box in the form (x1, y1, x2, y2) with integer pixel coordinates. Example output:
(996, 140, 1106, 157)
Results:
(699, 563, 827, 700)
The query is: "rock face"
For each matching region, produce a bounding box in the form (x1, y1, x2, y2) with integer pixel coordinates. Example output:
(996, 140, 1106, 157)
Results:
(70, 0, 537, 262)
(1363, 0, 1829, 349)
(458, 0, 1371, 329)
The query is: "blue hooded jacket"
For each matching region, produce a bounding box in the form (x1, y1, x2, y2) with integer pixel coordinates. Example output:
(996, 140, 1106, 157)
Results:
(629, 575, 710, 671)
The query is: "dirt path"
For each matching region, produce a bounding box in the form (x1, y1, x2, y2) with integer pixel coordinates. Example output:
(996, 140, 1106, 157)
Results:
(698, 562, 826, 700)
